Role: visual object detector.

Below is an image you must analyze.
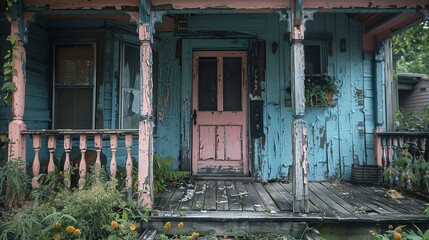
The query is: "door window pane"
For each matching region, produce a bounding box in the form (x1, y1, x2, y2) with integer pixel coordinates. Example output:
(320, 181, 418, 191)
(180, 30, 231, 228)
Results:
(223, 57, 242, 111)
(198, 57, 217, 111)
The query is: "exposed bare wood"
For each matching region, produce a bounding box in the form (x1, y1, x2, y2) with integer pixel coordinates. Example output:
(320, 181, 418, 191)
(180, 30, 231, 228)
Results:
(149, 180, 429, 234)
(138, 20, 154, 209)
(290, 3, 309, 213)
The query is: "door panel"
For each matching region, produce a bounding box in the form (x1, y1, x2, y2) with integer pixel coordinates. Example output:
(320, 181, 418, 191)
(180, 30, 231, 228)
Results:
(192, 51, 248, 175)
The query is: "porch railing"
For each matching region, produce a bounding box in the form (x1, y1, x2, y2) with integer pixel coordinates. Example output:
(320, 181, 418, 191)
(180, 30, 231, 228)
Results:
(375, 131, 429, 169)
(21, 130, 139, 191)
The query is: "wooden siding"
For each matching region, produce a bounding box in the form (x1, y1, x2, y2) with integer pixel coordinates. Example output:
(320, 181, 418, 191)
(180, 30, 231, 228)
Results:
(363, 52, 376, 165)
(153, 32, 181, 162)
(23, 24, 51, 160)
(400, 79, 429, 113)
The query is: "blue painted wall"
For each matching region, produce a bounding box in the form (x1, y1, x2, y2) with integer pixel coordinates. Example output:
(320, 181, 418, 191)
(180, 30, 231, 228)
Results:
(156, 12, 375, 181)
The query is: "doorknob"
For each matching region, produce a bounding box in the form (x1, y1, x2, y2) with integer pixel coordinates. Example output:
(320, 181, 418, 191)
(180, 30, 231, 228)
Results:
(192, 109, 197, 126)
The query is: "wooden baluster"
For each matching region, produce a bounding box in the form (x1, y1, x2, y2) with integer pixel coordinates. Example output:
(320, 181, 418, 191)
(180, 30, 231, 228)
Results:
(425, 136, 429, 161)
(399, 136, 404, 149)
(47, 135, 57, 173)
(387, 137, 392, 168)
(392, 136, 398, 161)
(110, 134, 118, 178)
(63, 135, 72, 189)
(418, 136, 425, 159)
(78, 135, 87, 190)
(94, 134, 102, 174)
(31, 135, 41, 189)
(125, 133, 133, 196)
(381, 136, 386, 170)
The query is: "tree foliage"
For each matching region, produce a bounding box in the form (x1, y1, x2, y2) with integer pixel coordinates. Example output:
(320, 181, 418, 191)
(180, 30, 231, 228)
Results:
(392, 20, 429, 74)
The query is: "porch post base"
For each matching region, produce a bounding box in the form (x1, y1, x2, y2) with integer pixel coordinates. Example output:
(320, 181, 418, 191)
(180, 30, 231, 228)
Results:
(8, 120, 27, 164)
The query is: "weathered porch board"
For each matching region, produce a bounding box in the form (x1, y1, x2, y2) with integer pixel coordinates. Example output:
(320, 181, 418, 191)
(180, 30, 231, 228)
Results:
(152, 180, 429, 225)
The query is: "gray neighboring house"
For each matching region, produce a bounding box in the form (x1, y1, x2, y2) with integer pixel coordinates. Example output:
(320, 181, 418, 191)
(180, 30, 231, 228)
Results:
(397, 72, 429, 113)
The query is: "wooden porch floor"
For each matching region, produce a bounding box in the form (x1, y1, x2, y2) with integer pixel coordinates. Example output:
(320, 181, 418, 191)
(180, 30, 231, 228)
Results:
(152, 180, 429, 224)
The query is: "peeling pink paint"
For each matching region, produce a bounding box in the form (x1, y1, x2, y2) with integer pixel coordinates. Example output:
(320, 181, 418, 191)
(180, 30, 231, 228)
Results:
(25, 0, 139, 10)
(31, 135, 41, 188)
(138, 21, 154, 208)
(8, 22, 27, 163)
(152, 0, 426, 10)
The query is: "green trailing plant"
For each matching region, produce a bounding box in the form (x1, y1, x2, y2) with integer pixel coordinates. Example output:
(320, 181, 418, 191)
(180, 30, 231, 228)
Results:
(154, 153, 190, 193)
(304, 73, 341, 107)
(1, 0, 18, 104)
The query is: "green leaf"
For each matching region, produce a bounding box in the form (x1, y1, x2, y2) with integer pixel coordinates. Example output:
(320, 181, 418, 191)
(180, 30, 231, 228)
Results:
(1, 82, 16, 91)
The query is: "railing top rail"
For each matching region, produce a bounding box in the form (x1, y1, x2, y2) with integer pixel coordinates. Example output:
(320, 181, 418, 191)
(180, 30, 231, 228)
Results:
(376, 132, 429, 137)
(0, 131, 8, 135)
(21, 129, 139, 135)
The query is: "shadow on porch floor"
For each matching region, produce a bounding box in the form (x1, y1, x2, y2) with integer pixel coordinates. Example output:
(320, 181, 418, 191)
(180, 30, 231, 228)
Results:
(144, 180, 429, 238)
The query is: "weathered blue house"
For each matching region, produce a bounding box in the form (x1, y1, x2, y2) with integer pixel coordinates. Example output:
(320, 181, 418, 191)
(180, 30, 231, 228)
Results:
(1, 0, 428, 214)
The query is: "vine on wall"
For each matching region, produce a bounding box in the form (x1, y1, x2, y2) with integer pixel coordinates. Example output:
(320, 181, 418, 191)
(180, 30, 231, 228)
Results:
(1, 0, 18, 104)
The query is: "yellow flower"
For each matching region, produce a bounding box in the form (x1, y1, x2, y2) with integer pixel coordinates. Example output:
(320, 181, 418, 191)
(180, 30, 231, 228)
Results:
(164, 221, 171, 230)
(178, 222, 184, 229)
(395, 227, 402, 233)
(394, 232, 402, 240)
(190, 232, 200, 239)
(120, 224, 125, 229)
(65, 226, 75, 234)
(388, 225, 394, 230)
(54, 222, 61, 230)
(73, 229, 81, 237)
(111, 221, 118, 229)
(130, 225, 136, 231)
(53, 233, 61, 240)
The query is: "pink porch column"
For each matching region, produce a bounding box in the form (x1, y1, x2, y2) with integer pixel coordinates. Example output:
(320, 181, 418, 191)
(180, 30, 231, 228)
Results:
(138, 21, 154, 208)
(290, 1, 309, 213)
(8, 22, 27, 164)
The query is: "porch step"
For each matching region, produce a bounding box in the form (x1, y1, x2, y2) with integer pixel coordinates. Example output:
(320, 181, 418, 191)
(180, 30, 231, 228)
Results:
(139, 228, 157, 240)
(143, 215, 312, 239)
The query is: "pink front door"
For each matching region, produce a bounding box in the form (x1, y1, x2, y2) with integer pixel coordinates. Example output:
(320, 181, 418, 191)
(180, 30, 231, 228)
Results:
(192, 51, 248, 175)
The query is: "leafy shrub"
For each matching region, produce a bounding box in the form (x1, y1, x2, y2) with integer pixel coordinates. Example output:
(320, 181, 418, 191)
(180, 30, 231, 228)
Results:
(0, 167, 147, 240)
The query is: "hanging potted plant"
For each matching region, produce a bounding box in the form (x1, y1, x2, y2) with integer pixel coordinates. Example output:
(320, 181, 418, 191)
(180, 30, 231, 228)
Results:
(304, 73, 341, 107)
